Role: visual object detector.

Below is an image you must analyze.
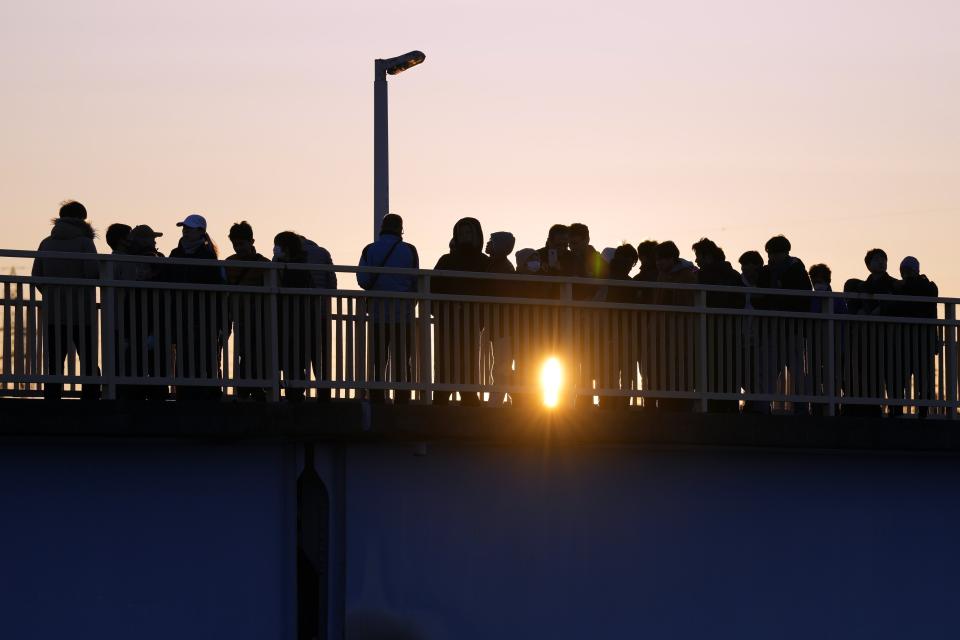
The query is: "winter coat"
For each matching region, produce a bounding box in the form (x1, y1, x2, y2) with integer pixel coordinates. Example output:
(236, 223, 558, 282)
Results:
(632, 265, 660, 305)
(655, 259, 699, 306)
(697, 261, 744, 308)
(32, 218, 99, 325)
(863, 271, 899, 315)
(570, 245, 608, 300)
(896, 275, 938, 319)
(759, 256, 812, 312)
(302, 238, 337, 290)
(166, 243, 225, 285)
(357, 233, 419, 293)
(432, 248, 492, 297)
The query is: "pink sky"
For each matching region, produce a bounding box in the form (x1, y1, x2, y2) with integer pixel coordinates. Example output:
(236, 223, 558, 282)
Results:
(2, 0, 959, 291)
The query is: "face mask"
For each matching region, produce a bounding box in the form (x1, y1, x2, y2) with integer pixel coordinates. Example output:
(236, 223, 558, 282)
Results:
(527, 259, 541, 272)
(273, 245, 283, 259)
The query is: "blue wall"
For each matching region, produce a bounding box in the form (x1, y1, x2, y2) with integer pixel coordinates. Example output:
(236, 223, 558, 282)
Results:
(343, 444, 960, 639)
(0, 442, 297, 640)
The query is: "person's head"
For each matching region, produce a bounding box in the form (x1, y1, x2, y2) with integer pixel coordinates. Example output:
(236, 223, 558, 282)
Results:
(864, 248, 888, 275)
(568, 223, 590, 255)
(105, 223, 132, 252)
(764, 235, 791, 265)
(380, 213, 403, 237)
(655, 241, 680, 273)
(809, 263, 832, 289)
(900, 256, 920, 279)
(58, 200, 87, 220)
(273, 231, 306, 262)
(515, 248, 537, 273)
(843, 278, 864, 294)
(127, 225, 163, 254)
(452, 217, 483, 251)
(610, 244, 639, 277)
(546, 224, 569, 250)
(176, 213, 216, 256)
(692, 237, 722, 269)
(739, 250, 764, 284)
(485, 231, 515, 258)
(228, 221, 255, 255)
(637, 240, 658, 268)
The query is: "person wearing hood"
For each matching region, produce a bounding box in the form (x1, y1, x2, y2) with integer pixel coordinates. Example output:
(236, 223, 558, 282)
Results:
(166, 214, 225, 401)
(432, 217, 492, 405)
(484, 232, 517, 403)
(358, 214, 419, 403)
(761, 235, 812, 412)
(32, 200, 101, 400)
(897, 256, 939, 417)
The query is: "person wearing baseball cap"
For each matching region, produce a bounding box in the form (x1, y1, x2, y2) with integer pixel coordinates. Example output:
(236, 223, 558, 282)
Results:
(168, 213, 224, 401)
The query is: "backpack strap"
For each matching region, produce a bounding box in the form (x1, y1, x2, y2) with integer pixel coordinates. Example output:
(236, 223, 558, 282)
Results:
(367, 238, 403, 290)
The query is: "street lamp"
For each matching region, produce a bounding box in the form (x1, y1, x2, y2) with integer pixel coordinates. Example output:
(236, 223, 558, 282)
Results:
(374, 50, 426, 240)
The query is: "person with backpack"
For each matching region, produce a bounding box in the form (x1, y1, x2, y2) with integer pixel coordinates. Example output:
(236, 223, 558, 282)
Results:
(358, 214, 420, 403)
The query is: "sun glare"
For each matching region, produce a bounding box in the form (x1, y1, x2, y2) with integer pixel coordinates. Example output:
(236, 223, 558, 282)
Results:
(540, 357, 563, 408)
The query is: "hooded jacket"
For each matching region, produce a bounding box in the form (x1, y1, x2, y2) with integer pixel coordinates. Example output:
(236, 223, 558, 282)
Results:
(32, 218, 99, 323)
(432, 218, 491, 297)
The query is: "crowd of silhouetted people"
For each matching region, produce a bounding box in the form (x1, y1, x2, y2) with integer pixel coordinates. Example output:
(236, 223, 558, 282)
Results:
(30, 200, 941, 414)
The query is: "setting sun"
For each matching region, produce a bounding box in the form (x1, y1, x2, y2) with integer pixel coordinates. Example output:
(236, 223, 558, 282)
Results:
(540, 357, 563, 409)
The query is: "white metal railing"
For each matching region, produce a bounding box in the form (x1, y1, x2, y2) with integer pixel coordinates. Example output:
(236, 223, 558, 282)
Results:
(1, 249, 957, 416)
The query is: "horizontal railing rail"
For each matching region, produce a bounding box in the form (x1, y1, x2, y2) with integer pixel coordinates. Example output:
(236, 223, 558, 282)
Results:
(0, 249, 954, 417)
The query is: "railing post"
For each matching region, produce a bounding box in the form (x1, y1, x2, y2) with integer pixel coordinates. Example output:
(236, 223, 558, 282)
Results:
(266, 268, 281, 402)
(947, 303, 957, 419)
(417, 275, 432, 404)
(695, 289, 708, 413)
(98, 261, 117, 400)
(823, 296, 836, 417)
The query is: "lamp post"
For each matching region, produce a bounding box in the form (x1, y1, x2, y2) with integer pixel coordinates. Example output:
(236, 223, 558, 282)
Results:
(374, 50, 426, 241)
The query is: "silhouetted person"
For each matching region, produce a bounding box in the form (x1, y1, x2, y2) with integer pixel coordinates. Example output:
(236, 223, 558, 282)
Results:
(651, 241, 698, 411)
(358, 213, 419, 403)
(739, 250, 768, 413)
(809, 264, 847, 314)
(838, 278, 876, 416)
(117, 225, 168, 401)
(167, 214, 225, 401)
(601, 244, 639, 408)
(297, 234, 335, 401)
(533, 224, 573, 277)
(485, 231, 516, 403)
(861, 248, 901, 414)
(807, 263, 846, 414)
(568, 222, 607, 300)
(897, 256, 938, 418)
(632, 240, 660, 305)
(760, 235, 812, 412)
(32, 201, 101, 400)
(655, 241, 698, 306)
(105, 223, 131, 254)
(274, 231, 313, 402)
(693, 238, 743, 412)
(693, 238, 743, 308)
(862, 248, 898, 315)
(225, 221, 270, 401)
(432, 217, 491, 406)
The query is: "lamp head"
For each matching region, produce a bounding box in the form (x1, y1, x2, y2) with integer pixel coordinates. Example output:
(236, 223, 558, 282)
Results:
(377, 50, 426, 75)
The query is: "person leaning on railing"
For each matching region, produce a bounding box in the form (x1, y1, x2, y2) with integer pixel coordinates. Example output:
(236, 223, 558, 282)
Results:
(31, 200, 101, 401)
(274, 232, 315, 402)
(895, 256, 939, 418)
(357, 213, 419, 404)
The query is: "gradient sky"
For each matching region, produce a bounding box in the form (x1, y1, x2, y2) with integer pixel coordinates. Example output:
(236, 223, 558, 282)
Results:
(2, 0, 959, 291)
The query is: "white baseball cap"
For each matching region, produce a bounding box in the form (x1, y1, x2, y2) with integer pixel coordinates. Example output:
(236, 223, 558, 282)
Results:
(176, 214, 207, 230)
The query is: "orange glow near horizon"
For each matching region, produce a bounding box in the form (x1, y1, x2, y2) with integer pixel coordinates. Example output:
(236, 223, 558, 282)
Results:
(540, 357, 563, 409)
